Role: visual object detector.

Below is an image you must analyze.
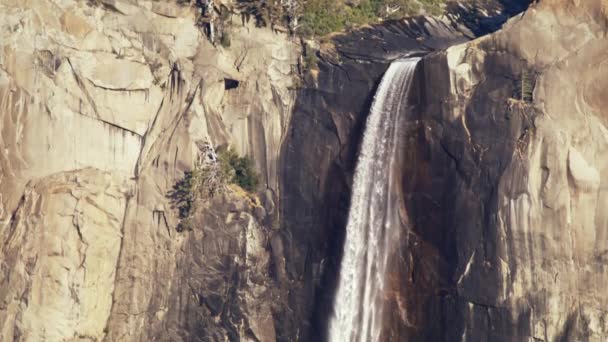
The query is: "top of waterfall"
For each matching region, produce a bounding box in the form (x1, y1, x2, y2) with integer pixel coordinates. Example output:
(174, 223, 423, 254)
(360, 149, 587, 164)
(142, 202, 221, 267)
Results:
(328, 56, 420, 342)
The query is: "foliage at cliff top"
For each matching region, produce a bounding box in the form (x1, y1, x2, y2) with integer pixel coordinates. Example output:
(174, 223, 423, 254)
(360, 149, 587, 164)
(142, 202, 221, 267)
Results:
(168, 148, 259, 231)
(299, 0, 445, 36)
(228, 0, 447, 37)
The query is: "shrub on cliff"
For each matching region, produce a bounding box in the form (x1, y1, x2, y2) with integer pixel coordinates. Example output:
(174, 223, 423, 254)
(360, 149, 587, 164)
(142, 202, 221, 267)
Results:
(168, 148, 259, 231)
(168, 167, 204, 232)
(168, 156, 226, 231)
(300, 0, 346, 36)
(219, 148, 260, 192)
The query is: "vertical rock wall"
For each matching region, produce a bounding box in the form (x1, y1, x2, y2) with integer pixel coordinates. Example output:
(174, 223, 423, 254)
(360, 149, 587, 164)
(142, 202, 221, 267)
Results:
(394, 1, 608, 340)
(280, 1, 608, 341)
(3, 0, 605, 341)
(279, 4, 523, 339)
(0, 0, 298, 340)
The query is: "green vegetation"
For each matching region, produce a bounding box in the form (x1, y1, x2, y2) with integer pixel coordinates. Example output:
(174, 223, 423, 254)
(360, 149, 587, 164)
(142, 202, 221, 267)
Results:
(210, 0, 448, 37)
(300, 0, 445, 36)
(219, 148, 260, 192)
(299, 0, 345, 36)
(168, 167, 205, 232)
(170, 0, 448, 37)
(168, 148, 259, 231)
(171, 0, 448, 38)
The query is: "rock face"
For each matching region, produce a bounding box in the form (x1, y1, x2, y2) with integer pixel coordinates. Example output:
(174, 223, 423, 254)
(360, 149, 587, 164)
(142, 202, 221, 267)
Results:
(284, 0, 608, 340)
(2, 0, 606, 341)
(280, 1, 532, 340)
(0, 170, 132, 341)
(282, 0, 608, 340)
(0, 0, 297, 341)
(401, 1, 608, 339)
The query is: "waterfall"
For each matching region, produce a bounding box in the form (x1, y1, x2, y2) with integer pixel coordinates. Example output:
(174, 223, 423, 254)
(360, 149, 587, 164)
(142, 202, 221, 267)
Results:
(328, 58, 419, 342)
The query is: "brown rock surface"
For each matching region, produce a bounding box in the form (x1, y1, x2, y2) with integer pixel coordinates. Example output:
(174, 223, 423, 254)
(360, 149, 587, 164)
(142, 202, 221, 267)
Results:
(4, 0, 606, 341)
(388, 1, 608, 340)
(0, 0, 297, 341)
(281, 0, 608, 340)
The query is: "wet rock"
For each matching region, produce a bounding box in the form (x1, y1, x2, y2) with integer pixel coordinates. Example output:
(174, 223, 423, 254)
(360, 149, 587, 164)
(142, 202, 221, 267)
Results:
(279, 1, 532, 340)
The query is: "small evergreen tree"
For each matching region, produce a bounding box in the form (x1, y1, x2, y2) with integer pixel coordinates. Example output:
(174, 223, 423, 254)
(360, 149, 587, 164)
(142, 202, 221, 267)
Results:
(219, 148, 260, 192)
(168, 168, 203, 231)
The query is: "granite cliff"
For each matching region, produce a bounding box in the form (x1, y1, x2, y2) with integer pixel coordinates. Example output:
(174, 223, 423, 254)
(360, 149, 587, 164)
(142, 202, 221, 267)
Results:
(283, 0, 608, 340)
(404, 2, 608, 339)
(1, 0, 607, 341)
(0, 1, 296, 340)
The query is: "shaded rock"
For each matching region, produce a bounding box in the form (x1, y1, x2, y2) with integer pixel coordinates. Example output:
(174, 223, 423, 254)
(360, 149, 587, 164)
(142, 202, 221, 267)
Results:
(385, 1, 608, 340)
(279, 2, 531, 340)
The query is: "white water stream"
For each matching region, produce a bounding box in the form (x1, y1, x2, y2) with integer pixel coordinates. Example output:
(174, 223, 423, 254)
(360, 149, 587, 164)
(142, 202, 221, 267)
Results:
(328, 58, 419, 342)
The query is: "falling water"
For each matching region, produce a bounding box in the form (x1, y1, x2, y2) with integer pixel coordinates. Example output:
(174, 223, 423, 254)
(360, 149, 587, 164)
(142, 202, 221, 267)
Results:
(328, 58, 419, 342)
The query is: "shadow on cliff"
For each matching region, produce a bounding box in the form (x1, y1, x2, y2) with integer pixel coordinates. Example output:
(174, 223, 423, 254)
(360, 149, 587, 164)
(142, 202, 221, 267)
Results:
(277, 2, 534, 340)
(278, 54, 389, 341)
(396, 44, 539, 340)
(445, 0, 531, 36)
